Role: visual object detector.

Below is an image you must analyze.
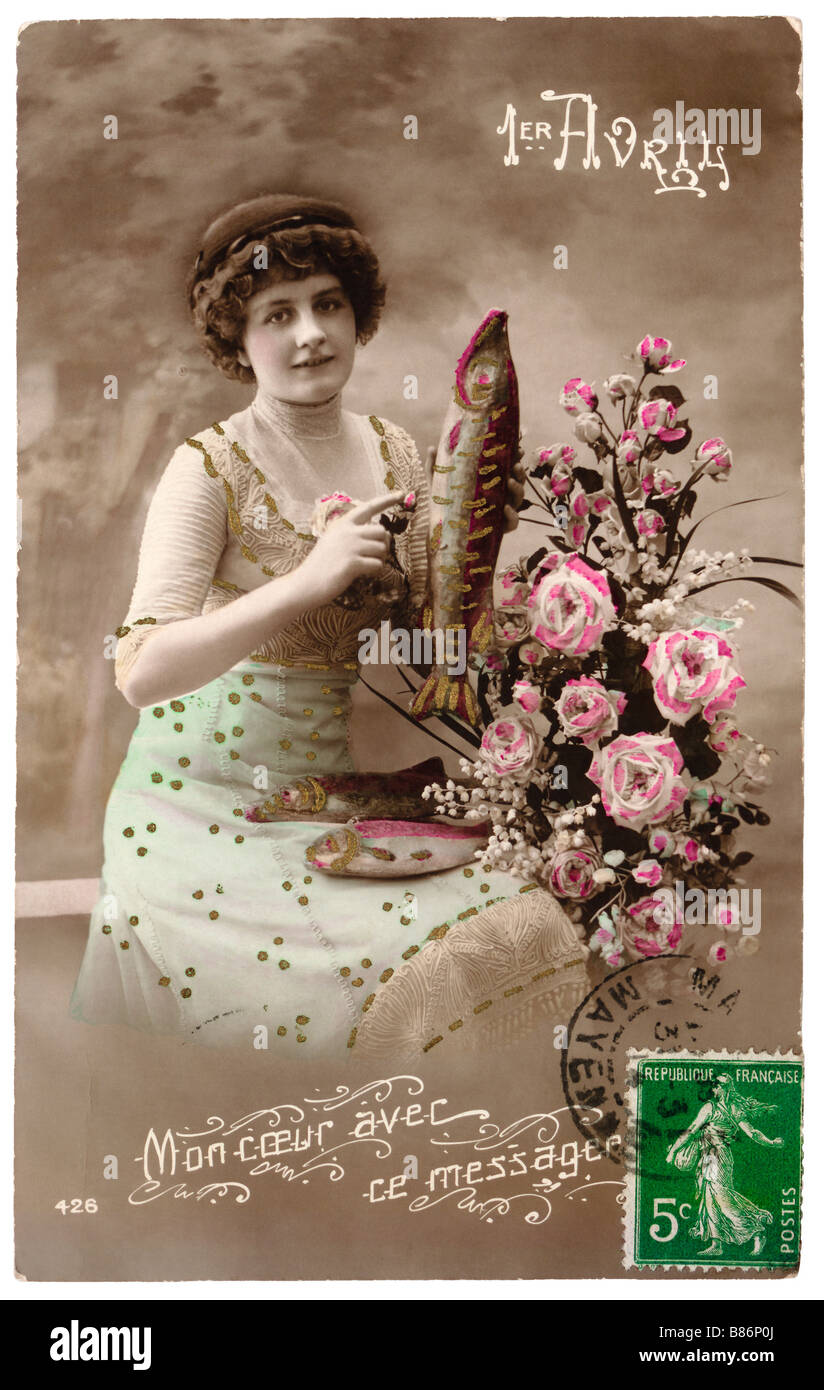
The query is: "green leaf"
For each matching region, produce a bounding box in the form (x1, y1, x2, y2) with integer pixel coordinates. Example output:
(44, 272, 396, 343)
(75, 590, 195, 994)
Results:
(664, 459, 711, 560)
(676, 493, 786, 558)
(648, 384, 686, 410)
(691, 576, 801, 609)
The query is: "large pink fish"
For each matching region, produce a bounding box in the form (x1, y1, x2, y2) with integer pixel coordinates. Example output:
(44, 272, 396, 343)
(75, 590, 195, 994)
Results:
(410, 308, 520, 728)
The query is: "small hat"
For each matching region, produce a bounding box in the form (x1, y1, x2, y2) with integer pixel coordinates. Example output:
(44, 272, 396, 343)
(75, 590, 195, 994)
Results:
(192, 194, 358, 283)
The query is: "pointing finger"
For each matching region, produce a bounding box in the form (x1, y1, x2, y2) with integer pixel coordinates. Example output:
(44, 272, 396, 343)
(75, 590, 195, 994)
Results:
(348, 491, 406, 524)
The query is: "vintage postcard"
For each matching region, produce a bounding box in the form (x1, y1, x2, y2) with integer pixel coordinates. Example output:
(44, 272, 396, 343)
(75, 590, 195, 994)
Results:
(15, 15, 803, 1283)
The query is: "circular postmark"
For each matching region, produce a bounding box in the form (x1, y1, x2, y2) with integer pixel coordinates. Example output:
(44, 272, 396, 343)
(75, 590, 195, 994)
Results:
(560, 954, 741, 1181)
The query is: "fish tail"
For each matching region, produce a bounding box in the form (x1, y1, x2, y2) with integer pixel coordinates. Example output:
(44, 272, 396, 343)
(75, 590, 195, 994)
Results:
(409, 669, 481, 728)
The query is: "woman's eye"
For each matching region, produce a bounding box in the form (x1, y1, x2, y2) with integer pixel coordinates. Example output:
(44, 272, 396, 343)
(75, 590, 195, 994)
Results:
(266, 308, 291, 324)
(318, 297, 344, 312)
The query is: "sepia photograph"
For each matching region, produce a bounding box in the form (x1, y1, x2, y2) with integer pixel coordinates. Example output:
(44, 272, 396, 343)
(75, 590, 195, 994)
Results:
(14, 13, 804, 1284)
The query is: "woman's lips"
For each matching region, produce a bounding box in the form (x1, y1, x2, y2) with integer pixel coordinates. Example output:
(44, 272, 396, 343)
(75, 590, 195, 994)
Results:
(294, 355, 334, 369)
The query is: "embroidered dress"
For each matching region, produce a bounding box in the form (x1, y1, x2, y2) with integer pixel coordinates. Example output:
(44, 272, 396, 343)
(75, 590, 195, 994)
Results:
(71, 393, 587, 1059)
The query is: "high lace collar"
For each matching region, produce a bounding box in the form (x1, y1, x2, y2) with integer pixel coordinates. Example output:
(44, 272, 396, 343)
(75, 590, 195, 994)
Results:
(250, 389, 343, 440)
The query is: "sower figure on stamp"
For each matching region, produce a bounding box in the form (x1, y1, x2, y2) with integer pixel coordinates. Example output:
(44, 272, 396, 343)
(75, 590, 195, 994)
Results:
(666, 1073, 784, 1257)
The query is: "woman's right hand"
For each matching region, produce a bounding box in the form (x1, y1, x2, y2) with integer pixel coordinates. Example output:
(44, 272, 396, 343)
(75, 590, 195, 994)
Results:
(299, 490, 406, 606)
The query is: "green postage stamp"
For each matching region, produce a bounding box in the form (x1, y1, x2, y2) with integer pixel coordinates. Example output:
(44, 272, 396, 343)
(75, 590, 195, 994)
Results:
(624, 1051, 803, 1271)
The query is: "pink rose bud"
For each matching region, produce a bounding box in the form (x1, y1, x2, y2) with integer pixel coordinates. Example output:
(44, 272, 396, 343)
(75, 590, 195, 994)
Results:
(617, 430, 642, 465)
(648, 829, 675, 858)
(636, 335, 686, 373)
(573, 412, 603, 444)
(403, 491, 416, 509)
(512, 678, 542, 714)
(518, 640, 544, 667)
(695, 437, 733, 482)
(605, 373, 636, 402)
(708, 716, 741, 754)
(708, 941, 728, 965)
(550, 462, 573, 497)
(633, 858, 664, 887)
(638, 398, 687, 442)
(641, 465, 678, 497)
(538, 443, 577, 468)
(637, 509, 665, 538)
(559, 378, 598, 417)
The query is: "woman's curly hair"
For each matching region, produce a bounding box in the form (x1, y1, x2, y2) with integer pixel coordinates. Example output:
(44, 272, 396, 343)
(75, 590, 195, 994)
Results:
(188, 225, 386, 384)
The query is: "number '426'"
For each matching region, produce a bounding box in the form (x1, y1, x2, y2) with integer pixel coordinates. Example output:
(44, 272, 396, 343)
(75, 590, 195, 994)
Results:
(54, 1199, 98, 1215)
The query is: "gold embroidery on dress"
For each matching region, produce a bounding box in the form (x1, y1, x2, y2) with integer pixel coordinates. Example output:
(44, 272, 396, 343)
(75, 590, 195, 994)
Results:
(187, 418, 422, 671)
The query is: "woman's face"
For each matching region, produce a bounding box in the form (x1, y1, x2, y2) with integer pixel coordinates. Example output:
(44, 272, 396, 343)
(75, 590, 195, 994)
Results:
(238, 270, 357, 404)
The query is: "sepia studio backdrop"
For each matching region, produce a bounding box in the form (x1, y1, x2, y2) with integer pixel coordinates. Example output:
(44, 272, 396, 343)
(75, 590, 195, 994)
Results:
(18, 19, 800, 985)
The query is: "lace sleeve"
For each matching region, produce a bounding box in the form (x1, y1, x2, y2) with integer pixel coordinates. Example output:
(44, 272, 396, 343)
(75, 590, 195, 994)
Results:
(113, 436, 229, 693)
(382, 420, 430, 616)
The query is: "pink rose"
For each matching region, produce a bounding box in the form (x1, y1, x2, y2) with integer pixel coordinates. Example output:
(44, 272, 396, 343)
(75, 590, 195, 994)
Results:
(588, 734, 689, 829)
(633, 858, 664, 888)
(528, 553, 618, 658)
(637, 398, 687, 442)
(648, 828, 675, 857)
(708, 941, 728, 965)
(513, 678, 542, 714)
(479, 715, 541, 782)
(619, 895, 683, 960)
(546, 838, 600, 900)
(643, 629, 746, 726)
(518, 640, 545, 667)
(494, 611, 531, 646)
(695, 437, 733, 482)
(555, 676, 627, 746)
(589, 491, 613, 517)
(559, 378, 598, 416)
(310, 491, 357, 535)
(497, 563, 531, 609)
(605, 373, 636, 402)
(636, 335, 686, 373)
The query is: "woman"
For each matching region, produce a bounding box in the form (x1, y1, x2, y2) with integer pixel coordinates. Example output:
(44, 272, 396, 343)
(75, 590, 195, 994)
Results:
(71, 193, 586, 1059)
(666, 1073, 784, 1257)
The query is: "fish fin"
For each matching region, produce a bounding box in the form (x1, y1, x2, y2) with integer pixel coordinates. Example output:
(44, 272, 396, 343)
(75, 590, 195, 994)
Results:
(409, 670, 481, 728)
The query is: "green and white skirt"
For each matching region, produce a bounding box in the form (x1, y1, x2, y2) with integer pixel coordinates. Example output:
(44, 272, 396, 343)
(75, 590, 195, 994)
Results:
(71, 663, 587, 1059)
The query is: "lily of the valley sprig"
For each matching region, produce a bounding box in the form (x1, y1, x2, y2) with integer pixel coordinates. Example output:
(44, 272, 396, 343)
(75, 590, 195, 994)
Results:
(421, 334, 799, 971)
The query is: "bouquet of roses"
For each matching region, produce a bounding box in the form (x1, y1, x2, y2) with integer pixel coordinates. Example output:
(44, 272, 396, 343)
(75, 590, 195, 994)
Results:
(421, 335, 800, 970)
